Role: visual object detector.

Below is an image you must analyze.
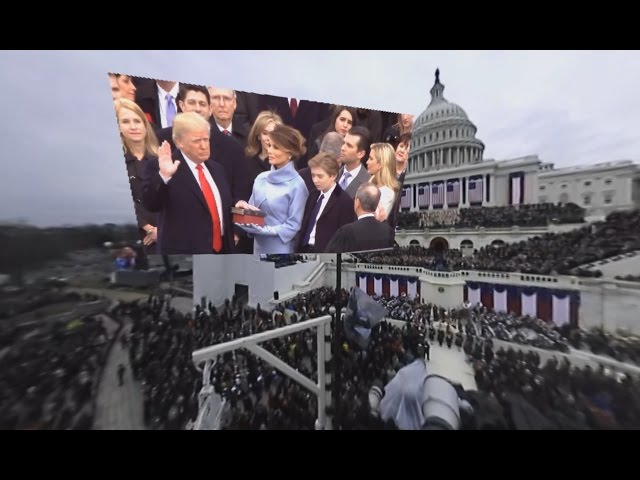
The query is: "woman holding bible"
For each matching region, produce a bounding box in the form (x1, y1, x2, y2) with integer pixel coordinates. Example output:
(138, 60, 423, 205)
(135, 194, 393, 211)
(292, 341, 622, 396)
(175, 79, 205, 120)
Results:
(235, 124, 309, 254)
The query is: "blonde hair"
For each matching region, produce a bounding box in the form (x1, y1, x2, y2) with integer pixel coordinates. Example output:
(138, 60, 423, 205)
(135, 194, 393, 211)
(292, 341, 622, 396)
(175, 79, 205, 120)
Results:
(114, 98, 159, 157)
(171, 112, 211, 143)
(245, 110, 283, 157)
(369, 142, 400, 195)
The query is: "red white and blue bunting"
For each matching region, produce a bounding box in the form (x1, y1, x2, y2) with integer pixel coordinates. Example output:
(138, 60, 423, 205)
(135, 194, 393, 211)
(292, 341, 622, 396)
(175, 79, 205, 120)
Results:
(356, 273, 421, 299)
(463, 282, 579, 327)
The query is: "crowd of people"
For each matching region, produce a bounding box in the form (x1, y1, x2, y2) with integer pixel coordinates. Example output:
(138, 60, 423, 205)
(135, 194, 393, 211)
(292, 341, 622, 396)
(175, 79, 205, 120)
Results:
(363, 210, 640, 277)
(5, 280, 637, 429)
(379, 294, 640, 429)
(0, 306, 114, 430)
(125, 295, 206, 430)
(121, 286, 637, 429)
(616, 274, 640, 283)
(379, 295, 571, 354)
(470, 347, 640, 429)
(396, 203, 585, 230)
(123, 288, 349, 430)
(470, 209, 640, 276)
(355, 246, 469, 271)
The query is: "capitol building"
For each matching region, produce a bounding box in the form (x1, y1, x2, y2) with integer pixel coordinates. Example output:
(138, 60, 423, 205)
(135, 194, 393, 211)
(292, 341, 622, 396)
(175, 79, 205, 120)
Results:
(402, 69, 640, 217)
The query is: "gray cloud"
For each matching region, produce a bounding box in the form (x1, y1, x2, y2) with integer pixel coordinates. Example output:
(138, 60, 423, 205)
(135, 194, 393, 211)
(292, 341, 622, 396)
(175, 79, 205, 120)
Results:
(0, 50, 638, 226)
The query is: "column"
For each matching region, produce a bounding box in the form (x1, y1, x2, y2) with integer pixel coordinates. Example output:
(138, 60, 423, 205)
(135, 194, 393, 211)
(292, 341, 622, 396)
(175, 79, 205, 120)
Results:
(484, 174, 490, 206)
(485, 174, 490, 205)
(463, 177, 469, 207)
(443, 178, 448, 209)
(489, 175, 498, 205)
(490, 173, 496, 206)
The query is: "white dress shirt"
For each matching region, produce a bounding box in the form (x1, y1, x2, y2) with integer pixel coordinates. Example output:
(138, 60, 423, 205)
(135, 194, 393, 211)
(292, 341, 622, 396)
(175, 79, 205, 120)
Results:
(216, 122, 233, 135)
(157, 82, 180, 129)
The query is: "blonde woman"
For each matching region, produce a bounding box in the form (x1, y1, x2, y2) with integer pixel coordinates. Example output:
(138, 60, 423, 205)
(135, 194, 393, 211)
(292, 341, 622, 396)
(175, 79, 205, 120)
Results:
(366, 142, 400, 222)
(382, 113, 414, 148)
(244, 110, 283, 192)
(114, 98, 159, 250)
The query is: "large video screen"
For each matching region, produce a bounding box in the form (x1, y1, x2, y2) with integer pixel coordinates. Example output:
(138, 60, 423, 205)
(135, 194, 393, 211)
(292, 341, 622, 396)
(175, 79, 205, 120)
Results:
(109, 73, 413, 255)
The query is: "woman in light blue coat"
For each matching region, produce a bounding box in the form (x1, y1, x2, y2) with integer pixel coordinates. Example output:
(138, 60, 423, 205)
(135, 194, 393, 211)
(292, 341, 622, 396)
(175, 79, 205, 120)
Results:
(235, 124, 309, 254)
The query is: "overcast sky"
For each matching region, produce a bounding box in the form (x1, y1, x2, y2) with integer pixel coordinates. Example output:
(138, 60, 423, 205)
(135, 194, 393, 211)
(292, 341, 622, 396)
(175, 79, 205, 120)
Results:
(0, 50, 638, 226)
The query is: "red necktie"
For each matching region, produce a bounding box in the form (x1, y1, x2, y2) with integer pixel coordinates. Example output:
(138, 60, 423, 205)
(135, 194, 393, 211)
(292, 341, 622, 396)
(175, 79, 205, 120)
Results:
(223, 129, 231, 136)
(196, 164, 223, 253)
(290, 98, 298, 118)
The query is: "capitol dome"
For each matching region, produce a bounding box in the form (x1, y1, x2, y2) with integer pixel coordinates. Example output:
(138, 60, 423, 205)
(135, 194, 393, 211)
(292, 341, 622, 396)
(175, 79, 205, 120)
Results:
(416, 100, 468, 125)
(409, 69, 485, 173)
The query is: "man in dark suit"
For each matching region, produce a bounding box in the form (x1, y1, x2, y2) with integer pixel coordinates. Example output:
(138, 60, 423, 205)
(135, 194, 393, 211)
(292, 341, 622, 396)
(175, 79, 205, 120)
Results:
(233, 90, 261, 136)
(297, 152, 356, 253)
(155, 84, 249, 204)
(325, 183, 395, 253)
(141, 112, 234, 255)
(208, 87, 249, 149)
(337, 126, 373, 199)
(257, 94, 331, 144)
(133, 77, 180, 129)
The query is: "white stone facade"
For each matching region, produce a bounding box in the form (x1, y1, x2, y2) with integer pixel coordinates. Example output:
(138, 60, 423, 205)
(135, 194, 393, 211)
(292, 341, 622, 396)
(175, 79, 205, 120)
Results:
(538, 160, 640, 216)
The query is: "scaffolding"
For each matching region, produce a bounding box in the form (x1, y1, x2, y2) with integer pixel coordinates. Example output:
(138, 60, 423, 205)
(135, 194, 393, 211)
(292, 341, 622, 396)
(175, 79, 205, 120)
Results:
(191, 314, 335, 430)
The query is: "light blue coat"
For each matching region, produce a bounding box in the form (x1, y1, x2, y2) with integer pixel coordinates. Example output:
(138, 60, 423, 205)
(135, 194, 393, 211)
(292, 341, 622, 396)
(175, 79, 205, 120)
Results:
(249, 161, 309, 254)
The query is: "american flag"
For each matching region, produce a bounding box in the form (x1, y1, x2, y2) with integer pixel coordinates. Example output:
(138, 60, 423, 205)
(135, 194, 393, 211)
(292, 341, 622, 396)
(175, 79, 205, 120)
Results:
(400, 186, 411, 209)
(432, 182, 445, 206)
(418, 183, 430, 208)
(469, 177, 483, 204)
(446, 181, 460, 206)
